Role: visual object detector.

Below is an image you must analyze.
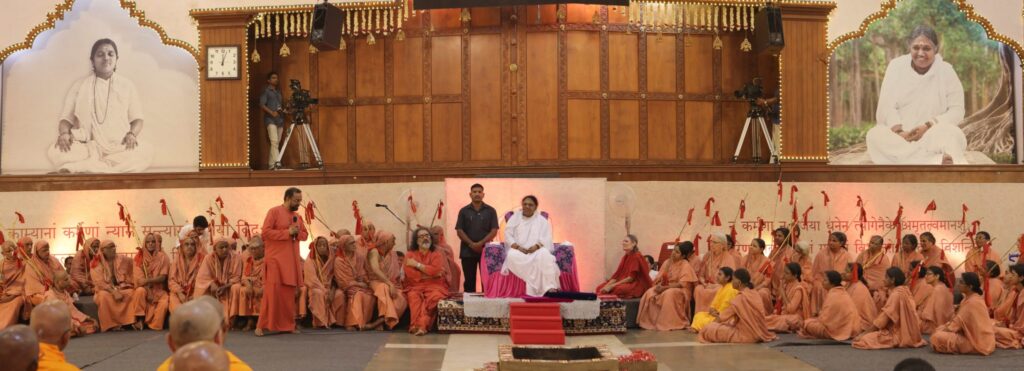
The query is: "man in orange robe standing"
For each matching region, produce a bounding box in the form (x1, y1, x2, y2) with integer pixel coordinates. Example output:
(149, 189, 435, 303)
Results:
(257, 187, 308, 336)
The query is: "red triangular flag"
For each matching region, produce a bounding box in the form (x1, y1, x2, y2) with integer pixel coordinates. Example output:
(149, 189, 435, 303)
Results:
(711, 211, 722, 226)
(704, 197, 715, 217)
(851, 262, 860, 283)
(231, 231, 240, 240)
(924, 200, 937, 214)
(215, 196, 224, 209)
(802, 206, 814, 227)
(739, 200, 746, 219)
(76, 225, 85, 251)
(729, 225, 738, 243)
(160, 199, 169, 215)
(961, 204, 969, 225)
(220, 213, 229, 225)
(821, 191, 830, 207)
(892, 204, 903, 227)
(757, 218, 765, 239)
(789, 185, 798, 205)
(244, 223, 252, 240)
(305, 201, 316, 224)
(117, 202, 126, 222)
(352, 201, 363, 235)
(686, 207, 695, 226)
(134, 247, 144, 266)
(856, 195, 863, 208)
(777, 179, 783, 201)
(693, 233, 702, 256)
(791, 204, 798, 223)
(436, 201, 444, 220)
(15, 212, 25, 224)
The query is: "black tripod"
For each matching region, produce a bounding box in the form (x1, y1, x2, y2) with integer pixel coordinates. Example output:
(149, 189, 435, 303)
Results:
(732, 102, 778, 164)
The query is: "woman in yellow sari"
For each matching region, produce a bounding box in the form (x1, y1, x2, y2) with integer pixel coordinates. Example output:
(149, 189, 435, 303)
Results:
(691, 267, 739, 332)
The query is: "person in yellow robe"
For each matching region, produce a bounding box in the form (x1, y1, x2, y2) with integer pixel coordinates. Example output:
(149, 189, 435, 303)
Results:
(31, 300, 81, 371)
(691, 267, 739, 332)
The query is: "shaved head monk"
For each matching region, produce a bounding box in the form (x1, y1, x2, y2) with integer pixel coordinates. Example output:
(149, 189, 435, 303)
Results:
(170, 341, 229, 371)
(90, 240, 139, 331)
(0, 324, 40, 371)
(30, 300, 79, 370)
(158, 297, 252, 371)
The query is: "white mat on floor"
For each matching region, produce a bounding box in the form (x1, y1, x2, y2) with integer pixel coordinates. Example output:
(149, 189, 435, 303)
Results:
(461, 294, 601, 320)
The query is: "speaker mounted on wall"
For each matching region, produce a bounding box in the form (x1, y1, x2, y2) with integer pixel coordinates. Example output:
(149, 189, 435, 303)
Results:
(754, 5, 784, 55)
(414, 0, 628, 10)
(310, 2, 344, 50)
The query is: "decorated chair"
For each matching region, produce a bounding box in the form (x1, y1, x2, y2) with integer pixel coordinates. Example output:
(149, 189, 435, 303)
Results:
(480, 210, 579, 297)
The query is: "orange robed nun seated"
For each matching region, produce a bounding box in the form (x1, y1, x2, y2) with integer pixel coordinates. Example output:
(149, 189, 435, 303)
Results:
(131, 233, 171, 331)
(852, 267, 927, 349)
(844, 263, 878, 334)
(597, 234, 653, 299)
(333, 235, 376, 330)
(169, 236, 204, 313)
(637, 241, 698, 331)
(698, 268, 777, 344)
(194, 238, 242, 323)
(0, 241, 27, 330)
(765, 262, 812, 333)
(994, 264, 1024, 349)
(798, 270, 857, 341)
(304, 236, 346, 329)
(89, 240, 143, 332)
(365, 231, 407, 331)
(915, 265, 954, 335)
(930, 272, 995, 355)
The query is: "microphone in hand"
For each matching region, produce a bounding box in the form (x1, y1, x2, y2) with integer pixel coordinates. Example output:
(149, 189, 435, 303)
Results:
(291, 216, 298, 241)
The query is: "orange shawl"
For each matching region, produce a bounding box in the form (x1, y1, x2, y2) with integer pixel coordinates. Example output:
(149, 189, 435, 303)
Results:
(855, 249, 890, 291)
(304, 237, 334, 291)
(194, 251, 240, 297)
(943, 293, 996, 355)
(403, 249, 447, 291)
(874, 285, 926, 347)
(719, 288, 777, 342)
(25, 242, 63, 296)
(169, 250, 204, 297)
(89, 253, 134, 292)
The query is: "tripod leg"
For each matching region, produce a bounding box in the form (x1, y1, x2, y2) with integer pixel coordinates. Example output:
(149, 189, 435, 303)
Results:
(302, 124, 324, 167)
(756, 118, 778, 162)
(275, 124, 297, 164)
(733, 117, 754, 162)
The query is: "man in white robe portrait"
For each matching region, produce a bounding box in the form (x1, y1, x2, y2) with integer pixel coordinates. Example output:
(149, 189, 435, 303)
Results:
(502, 195, 560, 297)
(866, 25, 968, 165)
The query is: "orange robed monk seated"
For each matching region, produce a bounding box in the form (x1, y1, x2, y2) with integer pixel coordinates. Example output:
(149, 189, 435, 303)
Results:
(169, 341, 229, 371)
(365, 231, 407, 331)
(30, 300, 81, 371)
(765, 262, 812, 333)
(931, 272, 995, 355)
(915, 266, 954, 335)
(333, 235, 375, 330)
(637, 241, 699, 331)
(698, 268, 777, 344)
(404, 227, 451, 336)
(693, 233, 739, 314)
(90, 240, 140, 332)
(45, 271, 98, 337)
(994, 264, 1024, 349)
(70, 238, 101, 295)
(195, 238, 242, 324)
(305, 236, 345, 329)
(169, 236, 204, 313)
(131, 233, 170, 330)
(808, 232, 853, 315)
(1, 241, 28, 330)
(743, 238, 774, 314)
(233, 237, 265, 332)
(25, 241, 66, 307)
(158, 296, 253, 371)
(256, 187, 308, 336)
(852, 267, 927, 349)
(0, 324, 40, 371)
(597, 235, 653, 299)
(844, 263, 878, 334)
(798, 270, 857, 341)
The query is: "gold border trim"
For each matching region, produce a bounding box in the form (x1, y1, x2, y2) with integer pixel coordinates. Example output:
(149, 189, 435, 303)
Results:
(190, 0, 403, 16)
(0, 0, 200, 63)
(825, 0, 1024, 163)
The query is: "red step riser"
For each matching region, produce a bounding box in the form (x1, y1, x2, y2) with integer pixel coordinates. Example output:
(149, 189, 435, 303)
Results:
(510, 317, 563, 331)
(509, 304, 561, 317)
(510, 330, 566, 345)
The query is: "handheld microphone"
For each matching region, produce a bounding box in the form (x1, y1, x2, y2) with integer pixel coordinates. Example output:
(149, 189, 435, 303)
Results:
(292, 216, 298, 241)
(375, 203, 387, 208)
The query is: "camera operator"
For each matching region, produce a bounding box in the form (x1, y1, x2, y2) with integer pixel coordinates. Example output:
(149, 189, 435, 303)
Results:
(751, 78, 781, 125)
(260, 72, 285, 169)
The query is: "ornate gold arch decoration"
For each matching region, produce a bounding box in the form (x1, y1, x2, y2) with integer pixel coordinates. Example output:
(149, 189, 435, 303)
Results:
(0, 0, 200, 64)
(826, 0, 1024, 59)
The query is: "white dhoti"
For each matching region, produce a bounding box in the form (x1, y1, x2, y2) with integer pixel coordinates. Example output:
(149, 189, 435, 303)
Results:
(502, 209, 561, 297)
(503, 248, 561, 297)
(866, 54, 968, 165)
(47, 140, 153, 173)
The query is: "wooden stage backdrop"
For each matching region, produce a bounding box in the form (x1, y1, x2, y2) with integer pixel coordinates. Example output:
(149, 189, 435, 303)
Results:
(193, 4, 831, 171)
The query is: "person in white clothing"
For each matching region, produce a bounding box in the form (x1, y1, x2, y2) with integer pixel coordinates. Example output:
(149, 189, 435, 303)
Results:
(866, 25, 967, 165)
(176, 215, 211, 253)
(502, 195, 560, 297)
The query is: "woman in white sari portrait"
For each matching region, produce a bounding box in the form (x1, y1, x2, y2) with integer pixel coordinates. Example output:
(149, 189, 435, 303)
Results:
(47, 38, 152, 173)
(866, 25, 967, 165)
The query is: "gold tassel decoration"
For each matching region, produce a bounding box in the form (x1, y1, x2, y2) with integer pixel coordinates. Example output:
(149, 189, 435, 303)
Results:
(712, 33, 723, 50)
(309, 44, 318, 54)
(740, 36, 752, 52)
(251, 48, 261, 63)
(367, 32, 376, 45)
(279, 41, 291, 57)
(460, 8, 471, 23)
(592, 8, 600, 24)
(396, 29, 405, 41)
(340, 36, 347, 50)
(556, 5, 566, 22)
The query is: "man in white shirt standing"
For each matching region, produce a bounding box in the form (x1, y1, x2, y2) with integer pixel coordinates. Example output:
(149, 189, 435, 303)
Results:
(502, 195, 560, 297)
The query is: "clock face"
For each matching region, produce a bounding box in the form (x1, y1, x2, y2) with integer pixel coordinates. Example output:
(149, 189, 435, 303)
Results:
(206, 46, 240, 80)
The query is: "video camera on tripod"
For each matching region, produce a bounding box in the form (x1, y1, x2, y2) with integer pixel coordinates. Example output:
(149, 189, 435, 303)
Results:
(731, 77, 778, 164)
(286, 79, 319, 124)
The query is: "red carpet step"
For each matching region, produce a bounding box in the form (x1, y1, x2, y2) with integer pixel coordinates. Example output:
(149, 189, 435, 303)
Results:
(509, 303, 565, 345)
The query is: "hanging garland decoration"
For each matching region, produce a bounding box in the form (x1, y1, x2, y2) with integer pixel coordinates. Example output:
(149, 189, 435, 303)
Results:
(620, 1, 765, 52)
(250, 0, 410, 57)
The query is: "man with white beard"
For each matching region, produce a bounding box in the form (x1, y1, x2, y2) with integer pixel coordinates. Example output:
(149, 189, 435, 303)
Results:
(502, 195, 560, 297)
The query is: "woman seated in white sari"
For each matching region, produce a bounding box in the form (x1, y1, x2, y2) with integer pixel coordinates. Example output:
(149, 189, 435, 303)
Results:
(48, 38, 153, 173)
(866, 25, 967, 165)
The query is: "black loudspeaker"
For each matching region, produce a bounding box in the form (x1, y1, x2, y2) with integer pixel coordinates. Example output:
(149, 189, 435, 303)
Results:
(754, 5, 784, 55)
(310, 2, 344, 50)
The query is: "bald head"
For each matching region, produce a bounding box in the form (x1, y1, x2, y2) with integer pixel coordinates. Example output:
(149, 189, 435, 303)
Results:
(247, 236, 263, 249)
(0, 324, 39, 371)
(30, 300, 72, 348)
(170, 341, 229, 371)
(168, 298, 224, 349)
